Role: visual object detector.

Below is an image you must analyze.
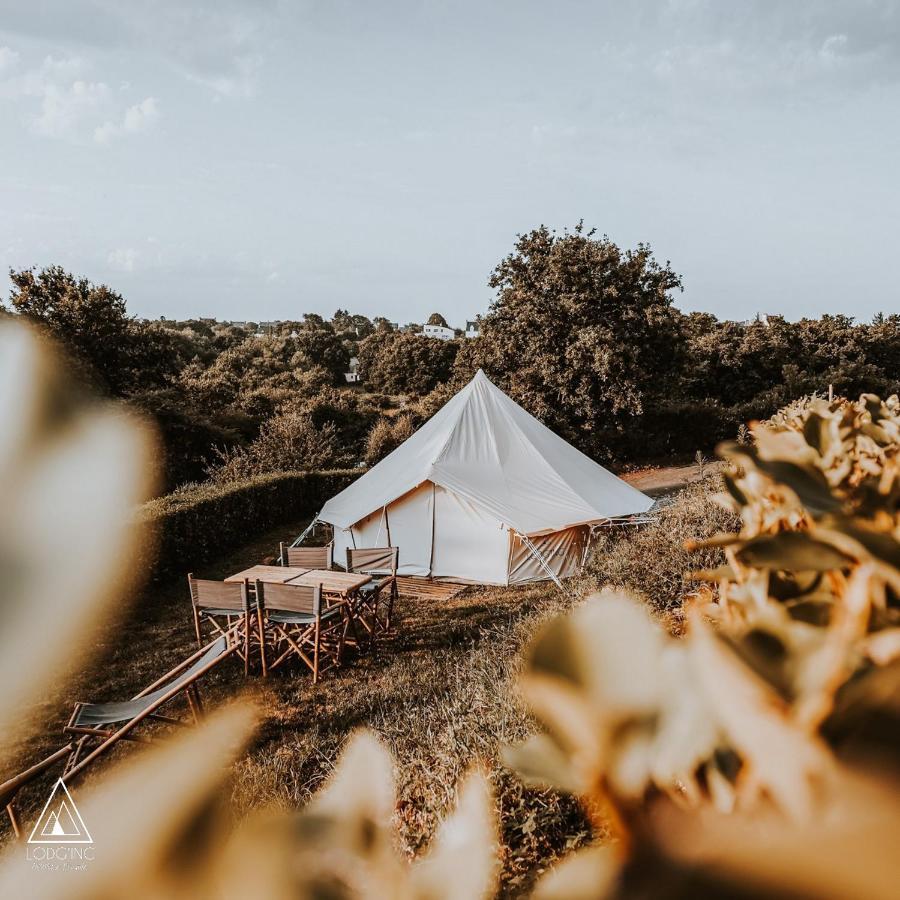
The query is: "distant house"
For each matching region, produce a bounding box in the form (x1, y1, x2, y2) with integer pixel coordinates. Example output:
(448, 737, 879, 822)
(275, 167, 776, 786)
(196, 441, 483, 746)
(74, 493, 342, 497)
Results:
(423, 323, 454, 340)
(344, 357, 361, 384)
(465, 320, 480, 339)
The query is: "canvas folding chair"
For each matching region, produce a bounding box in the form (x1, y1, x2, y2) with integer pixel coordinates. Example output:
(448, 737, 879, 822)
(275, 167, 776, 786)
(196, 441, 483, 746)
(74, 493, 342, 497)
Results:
(346, 547, 399, 633)
(279, 542, 333, 569)
(187, 574, 259, 676)
(256, 581, 346, 683)
(1, 744, 73, 840)
(62, 632, 241, 784)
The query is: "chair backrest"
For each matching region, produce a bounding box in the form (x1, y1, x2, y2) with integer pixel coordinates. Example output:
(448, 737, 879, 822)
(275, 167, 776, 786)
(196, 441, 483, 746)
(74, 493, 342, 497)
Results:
(346, 546, 398, 576)
(258, 582, 322, 616)
(280, 543, 333, 569)
(187, 575, 248, 612)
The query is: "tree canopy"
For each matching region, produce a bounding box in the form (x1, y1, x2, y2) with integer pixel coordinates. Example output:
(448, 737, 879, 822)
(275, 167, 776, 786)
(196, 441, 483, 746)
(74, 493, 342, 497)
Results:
(470, 224, 683, 457)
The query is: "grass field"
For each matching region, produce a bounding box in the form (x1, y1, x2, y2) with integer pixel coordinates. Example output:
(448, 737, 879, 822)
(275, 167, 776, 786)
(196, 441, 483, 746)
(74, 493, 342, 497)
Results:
(5, 517, 592, 893)
(4, 468, 721, 895)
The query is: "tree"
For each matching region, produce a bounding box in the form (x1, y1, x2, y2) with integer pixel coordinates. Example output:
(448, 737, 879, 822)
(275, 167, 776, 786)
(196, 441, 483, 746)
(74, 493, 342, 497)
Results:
(207, 407, 351, 483)
(472, 224, 684, 458)
(364, 414, 416, 466)
(4, 266, 179, 396)
(357, 331, 459, 395)
(427, 312, 449, 328)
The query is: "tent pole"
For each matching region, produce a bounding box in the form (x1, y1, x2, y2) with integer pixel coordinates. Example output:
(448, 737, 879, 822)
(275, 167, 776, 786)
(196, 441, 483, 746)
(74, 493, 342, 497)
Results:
(291, 514, 321, 548)
(515, 531, 570, 596)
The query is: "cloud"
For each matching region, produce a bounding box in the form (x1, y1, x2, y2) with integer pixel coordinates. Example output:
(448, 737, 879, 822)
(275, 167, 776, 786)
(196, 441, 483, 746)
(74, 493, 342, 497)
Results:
(0, 46, 20, 73)
(94, 96, 159, 143)
(1, 51, 160, 144)
(32, 78, 111, 139)
(107, 247, 137, 272)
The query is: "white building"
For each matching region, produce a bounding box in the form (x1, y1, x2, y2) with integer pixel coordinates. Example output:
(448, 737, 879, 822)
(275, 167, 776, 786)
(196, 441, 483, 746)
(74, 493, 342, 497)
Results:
(423, 323, 454, 340)
(344, 356, 361, 384)
(465, 320, 480, 338)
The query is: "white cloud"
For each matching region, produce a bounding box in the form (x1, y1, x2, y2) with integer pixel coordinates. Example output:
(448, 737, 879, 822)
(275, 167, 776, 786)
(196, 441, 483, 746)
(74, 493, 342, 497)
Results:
(1, 51, 159, 144)
(107, 247, 137, 272)
(820, 33, 849, 62)
(32, 78, 111, 139)
(0, 46, 20, 73)
(94, 96, 159, 144)
(266, 270, 280, 283)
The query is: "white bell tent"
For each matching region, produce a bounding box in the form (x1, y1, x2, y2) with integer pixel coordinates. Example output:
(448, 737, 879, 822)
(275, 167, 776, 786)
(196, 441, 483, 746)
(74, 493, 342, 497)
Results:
(313, 370, 653, 585)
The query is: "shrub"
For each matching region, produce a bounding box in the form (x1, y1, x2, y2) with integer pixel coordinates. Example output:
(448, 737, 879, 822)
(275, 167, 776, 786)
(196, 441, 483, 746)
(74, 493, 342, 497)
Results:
(137, 469, 359, 585)
(207, 409, 352, 483)
(364, 413, 416, 466)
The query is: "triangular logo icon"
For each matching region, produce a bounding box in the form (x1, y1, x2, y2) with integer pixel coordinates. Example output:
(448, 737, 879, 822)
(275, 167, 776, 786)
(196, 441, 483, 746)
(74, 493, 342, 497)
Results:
(28, 778, 92, 844)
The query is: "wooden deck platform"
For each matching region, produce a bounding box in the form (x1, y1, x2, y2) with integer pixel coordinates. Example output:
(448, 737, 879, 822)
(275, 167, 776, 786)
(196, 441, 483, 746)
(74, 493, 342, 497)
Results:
(396, 577, 467, 601)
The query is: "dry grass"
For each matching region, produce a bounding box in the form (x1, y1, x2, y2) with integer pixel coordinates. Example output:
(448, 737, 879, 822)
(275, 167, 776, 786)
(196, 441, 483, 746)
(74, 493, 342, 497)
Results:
(579, 475, 738, 628)
(5, 480, 721, 894)
(4, 517, 595, 895)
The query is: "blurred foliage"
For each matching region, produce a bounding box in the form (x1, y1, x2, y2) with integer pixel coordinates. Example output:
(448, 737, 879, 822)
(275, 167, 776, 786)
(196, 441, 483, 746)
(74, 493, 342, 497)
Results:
(503, 391, 900, 898)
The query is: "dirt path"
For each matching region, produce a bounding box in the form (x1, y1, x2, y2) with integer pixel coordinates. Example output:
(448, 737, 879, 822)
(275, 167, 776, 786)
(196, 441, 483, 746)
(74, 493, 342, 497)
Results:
(622, 461, 722, 498)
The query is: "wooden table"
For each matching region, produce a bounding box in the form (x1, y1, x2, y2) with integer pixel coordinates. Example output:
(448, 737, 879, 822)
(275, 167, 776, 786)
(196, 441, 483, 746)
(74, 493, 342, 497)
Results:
(225, 565, 312, 585)
(286, 569, 372, 596)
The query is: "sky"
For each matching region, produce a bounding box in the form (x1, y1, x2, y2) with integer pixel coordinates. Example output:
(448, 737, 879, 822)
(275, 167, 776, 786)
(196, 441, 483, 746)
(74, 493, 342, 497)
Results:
(1, 1, 899, 326)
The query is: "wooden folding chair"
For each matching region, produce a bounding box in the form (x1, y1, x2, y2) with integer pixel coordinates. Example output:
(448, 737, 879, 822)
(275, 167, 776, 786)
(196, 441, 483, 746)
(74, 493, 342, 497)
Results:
(187, 574, 259, 676)
(346, 547, 399, 633)
(279, 542, 333, 569)
(62, 632, 241, 783)
(257, 581, 346, 683)
(1, 744, 73, 840)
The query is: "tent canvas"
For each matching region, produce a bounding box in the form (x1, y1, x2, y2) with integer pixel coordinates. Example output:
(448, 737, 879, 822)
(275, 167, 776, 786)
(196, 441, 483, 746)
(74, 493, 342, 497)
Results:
(316, 370, 652, 585)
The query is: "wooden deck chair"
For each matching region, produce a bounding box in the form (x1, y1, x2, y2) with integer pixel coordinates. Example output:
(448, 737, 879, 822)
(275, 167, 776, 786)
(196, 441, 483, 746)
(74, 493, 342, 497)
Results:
(62, 632, 241, 784)
(346, 547, 399, 633)
(279, 542, 333, 569)
(187, 575, 259, 676)
(1, 744, 73, 840)
(257, 581, 346, 683)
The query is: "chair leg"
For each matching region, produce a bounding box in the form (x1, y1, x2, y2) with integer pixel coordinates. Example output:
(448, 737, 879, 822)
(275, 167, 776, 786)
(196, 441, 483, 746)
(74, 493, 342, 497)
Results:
(257, 607, 268, 677)
(243, 612, 250, 677)
(192, 605, 202, 649)
(312, 617, 321, 684)
(186, 687, 201, 724)
(387, 582, 398, 630)
(6, 804, 20, 840)
(337, 613, 348, 665)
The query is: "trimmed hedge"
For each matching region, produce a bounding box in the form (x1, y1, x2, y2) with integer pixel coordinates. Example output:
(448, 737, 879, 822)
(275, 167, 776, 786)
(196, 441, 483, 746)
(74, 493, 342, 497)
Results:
(137, 469, 360, 586)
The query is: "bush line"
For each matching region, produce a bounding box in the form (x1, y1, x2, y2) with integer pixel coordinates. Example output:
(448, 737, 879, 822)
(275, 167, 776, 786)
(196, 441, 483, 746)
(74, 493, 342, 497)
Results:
(136, 469, 361, 585)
